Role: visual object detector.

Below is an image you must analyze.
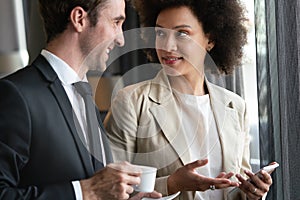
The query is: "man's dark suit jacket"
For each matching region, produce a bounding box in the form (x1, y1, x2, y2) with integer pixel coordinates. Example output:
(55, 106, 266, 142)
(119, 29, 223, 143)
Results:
(0, 55, 112, 199)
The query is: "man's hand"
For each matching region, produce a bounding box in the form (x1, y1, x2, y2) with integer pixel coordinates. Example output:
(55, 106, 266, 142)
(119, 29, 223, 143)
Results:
(129, 191, 162, 200)
(167, 159, 239, 194)
(80, 162, 141, 200)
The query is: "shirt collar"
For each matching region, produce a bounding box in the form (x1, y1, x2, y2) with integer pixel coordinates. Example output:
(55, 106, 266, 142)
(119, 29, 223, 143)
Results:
(41, 49, 87, 85)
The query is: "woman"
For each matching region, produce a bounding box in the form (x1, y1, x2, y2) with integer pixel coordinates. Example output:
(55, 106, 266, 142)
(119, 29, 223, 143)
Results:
(104, 0, 273, 199)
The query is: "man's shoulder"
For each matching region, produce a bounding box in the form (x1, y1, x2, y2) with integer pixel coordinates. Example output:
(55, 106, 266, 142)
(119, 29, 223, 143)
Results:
(1, 65, 36, 86)
(1, 55, 54, 86)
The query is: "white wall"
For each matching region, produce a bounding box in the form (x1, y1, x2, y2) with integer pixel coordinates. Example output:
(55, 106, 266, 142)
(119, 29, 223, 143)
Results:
(0, 0, 28, 78)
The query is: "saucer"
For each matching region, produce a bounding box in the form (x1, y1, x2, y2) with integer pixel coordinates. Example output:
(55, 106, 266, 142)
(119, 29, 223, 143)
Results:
(142, 192, 180, 200)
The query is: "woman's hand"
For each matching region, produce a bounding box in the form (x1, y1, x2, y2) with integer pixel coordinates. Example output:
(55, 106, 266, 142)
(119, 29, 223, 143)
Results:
(167, 159, 239, 194)
(236, 169, 273, 200)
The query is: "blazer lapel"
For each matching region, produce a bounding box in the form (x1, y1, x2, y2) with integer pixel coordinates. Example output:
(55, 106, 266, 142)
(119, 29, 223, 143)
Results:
(148, 71, 191, 165)
(147, 72, 243, 172)
(206, 80, 243, 173)
(34, 55, 94, 176)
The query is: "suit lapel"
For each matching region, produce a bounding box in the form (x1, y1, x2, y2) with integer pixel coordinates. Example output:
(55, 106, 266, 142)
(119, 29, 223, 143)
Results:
(34, 55, 94, 176)
(96, 110, 114, 164)
(148, 71, 191, 165)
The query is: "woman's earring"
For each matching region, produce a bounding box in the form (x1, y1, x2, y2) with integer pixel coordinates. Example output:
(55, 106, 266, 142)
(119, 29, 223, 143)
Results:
(207, 40, 214, 52)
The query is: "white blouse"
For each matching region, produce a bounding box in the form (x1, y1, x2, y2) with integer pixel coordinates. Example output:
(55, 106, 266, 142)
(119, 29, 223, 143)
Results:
(173, 89, 223, 200)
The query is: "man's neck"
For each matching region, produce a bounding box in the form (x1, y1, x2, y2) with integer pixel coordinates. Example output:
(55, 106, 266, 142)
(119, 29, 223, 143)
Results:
(45, 36, 88, 79)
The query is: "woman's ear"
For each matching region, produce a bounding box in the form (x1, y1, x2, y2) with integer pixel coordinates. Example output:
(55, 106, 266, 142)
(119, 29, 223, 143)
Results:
(69, 6, 88, 32)
(207, 40, 215, 52)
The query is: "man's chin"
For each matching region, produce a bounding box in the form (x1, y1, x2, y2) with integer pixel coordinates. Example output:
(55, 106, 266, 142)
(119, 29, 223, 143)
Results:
(86, 59, 107, 72)
(87, 68, 105, 74)
(99, 65, 107, 73)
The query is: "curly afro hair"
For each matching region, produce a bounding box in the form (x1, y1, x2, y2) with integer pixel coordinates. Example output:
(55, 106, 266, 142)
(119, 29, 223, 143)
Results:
(131, 0, 248, 74)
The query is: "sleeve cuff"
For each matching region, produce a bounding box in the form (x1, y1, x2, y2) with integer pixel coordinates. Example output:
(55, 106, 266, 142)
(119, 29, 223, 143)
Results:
(72, 181, 83, 200)
(155, 176, 169, 196)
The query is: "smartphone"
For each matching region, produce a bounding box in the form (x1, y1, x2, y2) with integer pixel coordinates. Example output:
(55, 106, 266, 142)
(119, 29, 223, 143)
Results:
(254, 162, 279, 179)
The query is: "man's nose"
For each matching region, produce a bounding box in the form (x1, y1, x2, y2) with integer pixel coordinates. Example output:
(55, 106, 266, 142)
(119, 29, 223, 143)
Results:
(115, 31, 125, 47)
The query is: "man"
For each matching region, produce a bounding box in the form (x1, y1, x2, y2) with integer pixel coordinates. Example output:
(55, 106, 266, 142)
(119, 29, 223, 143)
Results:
(0, 0, 161, 199)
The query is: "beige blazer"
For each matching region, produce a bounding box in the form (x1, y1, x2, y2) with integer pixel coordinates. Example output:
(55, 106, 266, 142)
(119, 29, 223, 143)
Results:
(104, 70, 251, 200)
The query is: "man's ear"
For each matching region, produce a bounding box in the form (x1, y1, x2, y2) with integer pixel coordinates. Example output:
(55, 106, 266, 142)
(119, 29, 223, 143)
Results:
(69, 6, 88, 32)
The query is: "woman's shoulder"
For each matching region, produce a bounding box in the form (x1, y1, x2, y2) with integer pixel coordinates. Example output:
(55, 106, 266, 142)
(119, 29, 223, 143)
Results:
(209, 83, 244, 100)
(110, 79, 154, 108)
(118, 79, 152, 97)
(116, 70, 169, 99)
(207, 81, 246, 110)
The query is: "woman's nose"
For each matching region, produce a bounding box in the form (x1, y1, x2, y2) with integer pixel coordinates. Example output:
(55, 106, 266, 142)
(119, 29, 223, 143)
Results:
(162, 34, 177, 52)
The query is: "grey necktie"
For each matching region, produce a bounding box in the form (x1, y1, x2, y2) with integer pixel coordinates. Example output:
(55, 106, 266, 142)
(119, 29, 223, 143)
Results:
(73, 81, 104, 168)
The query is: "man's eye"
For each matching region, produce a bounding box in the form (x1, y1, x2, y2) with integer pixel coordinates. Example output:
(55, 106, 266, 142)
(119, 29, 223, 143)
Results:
(114, 20, 124, 28)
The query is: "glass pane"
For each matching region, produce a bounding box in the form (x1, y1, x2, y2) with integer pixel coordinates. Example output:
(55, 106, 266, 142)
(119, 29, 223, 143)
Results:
(241, 0, 260, 172)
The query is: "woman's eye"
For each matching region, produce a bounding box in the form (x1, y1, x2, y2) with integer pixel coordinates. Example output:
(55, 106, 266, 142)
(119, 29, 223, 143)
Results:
(176, 31, 189, 37)
(155, 29, 165, 37)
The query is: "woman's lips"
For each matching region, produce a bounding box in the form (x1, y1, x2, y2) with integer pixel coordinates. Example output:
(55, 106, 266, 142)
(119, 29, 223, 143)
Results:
(162, 56, 183, 65)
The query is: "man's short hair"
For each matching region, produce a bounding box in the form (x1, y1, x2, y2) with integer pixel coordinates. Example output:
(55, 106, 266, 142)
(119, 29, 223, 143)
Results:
(39, 0, 108, 42)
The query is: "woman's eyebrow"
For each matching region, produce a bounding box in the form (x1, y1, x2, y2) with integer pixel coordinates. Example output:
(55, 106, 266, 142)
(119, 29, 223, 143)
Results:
(155, 24, 192, 29)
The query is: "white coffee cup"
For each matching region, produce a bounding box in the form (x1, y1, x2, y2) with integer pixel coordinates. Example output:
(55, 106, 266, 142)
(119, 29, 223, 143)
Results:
(134, 165, 157, 192)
